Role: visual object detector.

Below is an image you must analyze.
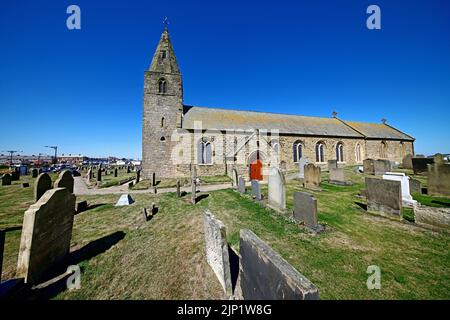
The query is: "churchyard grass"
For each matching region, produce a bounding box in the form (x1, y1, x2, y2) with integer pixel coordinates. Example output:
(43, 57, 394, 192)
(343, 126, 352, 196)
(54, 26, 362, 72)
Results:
(412, 193, 450, 208)
(94, 172, 136, 188)
(0, 167, 449, 299)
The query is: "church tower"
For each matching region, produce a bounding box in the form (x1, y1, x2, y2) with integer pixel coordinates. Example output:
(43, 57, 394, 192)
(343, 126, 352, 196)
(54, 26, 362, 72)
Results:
(142, 27, 183, 179)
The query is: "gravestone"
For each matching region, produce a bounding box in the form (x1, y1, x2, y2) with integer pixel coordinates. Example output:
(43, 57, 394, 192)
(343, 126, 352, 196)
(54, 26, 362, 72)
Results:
(115, 194, 134, 206)
(293, 192, 319, 230)
(127, 166, 131, 174)
(16, 188, 76, 284)
(54, 170, 74, 193)
(298, 157, 308, 179)
(176, 179, 181, 197)
(268, 167, 286, 210)
(413, 204, 450, 232)
(203, 210, 233, 296)
(38, 168, 43, 174)
(365, 177, 402, 216)
(87, 168, 93, 180)
(136, 169, 141, 184)
(21, 182, 30, 188)
(1, 173, 12, 186)
(231, 168, 238, 189)
(191, 166, 197, 204)
(11, 171, 20, 181)
(97, 168, 102, 182)
(114, 168, 118, 177)
(412, 157, 434, 175)
(363, 159, 392, 175)
(34, 173, 52, 202)
(402, 154, 413, 169)
(329, 167, 348, 185)
(328, 160, 338, 170)
(382, 172, 417, 206)
(409, 178, 422, 195)
(128, 181, 134, 189)
(31, 168, 38, 178)
(251, 180, 262, 201)
(428, 155, 450, 197)
(238, 177, 246, 194)
(239, 229, 319, 300)
(76, 200, 88, 213)
(304, 163, 321, 190)
(152, 172, 156, 186)
(0, 229, 4, 283)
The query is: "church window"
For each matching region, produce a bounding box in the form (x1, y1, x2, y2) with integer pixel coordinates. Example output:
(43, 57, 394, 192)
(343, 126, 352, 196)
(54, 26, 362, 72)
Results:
(293, 140, 303, 163)
(198, 138, 213, 164)
(336, 142, 344, 162)
(271, 139, 279, 154)
(316, 142, 325, 162)
(161, 117, 165, 128)
(160, 50, 167, 60)
(380, 141, 387, 158)
(355, 144, 362, 162)
(158, 78, 167, 94)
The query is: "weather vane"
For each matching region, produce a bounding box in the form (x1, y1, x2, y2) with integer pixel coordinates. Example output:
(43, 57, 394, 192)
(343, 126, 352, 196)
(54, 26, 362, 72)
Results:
(163, 17, 169, 30)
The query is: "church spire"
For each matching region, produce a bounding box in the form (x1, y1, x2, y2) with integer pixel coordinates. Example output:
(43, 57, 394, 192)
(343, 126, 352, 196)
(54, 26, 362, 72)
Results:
(149, 27, 180, 74)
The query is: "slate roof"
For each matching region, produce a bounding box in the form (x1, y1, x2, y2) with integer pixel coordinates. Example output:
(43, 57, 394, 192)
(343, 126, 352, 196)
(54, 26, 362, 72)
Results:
(182, 106, 414, 141)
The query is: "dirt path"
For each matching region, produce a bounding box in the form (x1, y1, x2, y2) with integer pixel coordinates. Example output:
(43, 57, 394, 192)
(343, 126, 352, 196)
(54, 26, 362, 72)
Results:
(74, 176, 238, 196)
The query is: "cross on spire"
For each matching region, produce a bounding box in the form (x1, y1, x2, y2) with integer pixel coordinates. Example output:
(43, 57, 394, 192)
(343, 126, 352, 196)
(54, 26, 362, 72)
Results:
(163, 17, 169, 30)
(381, 118, 387, 124)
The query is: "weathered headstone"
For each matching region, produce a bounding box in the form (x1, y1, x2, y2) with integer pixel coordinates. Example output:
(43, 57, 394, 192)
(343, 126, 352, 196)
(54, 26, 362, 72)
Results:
(413, 204, 450, 232)
(304, 163, 321, 190)
(136, 169, 141, 184)
(238, 176, 246, 194)
(365, 177, 402, 217)
(409, 178, 422, 195)
(115, 194, 134, 206)
(114, 168, 118, 177)
(363, 159, 392, 175)
(251, 180, 262, 201)
(97, 168, 102, 182)
(34, 173, 52, 202)
(293, 192, 319, 230)
(382, 172, 417, 206)
(328, 160, 338, 170)
(203, 210, 233, 296)
(31, 168, 38, 178)
(176, 179, 181, 197)
(54, 170, 74, 193)
(231, 168, 238, 189)
(329, 167, 348, 185)
(11, 171, 20, 181)
(0, 229, 4, 283)
(412, 157, 434, 175)
(428, 155, 450, 197)
(127, 166, 131, 174)
(402, 154, 413, 169)
(1, 173, 12, 186)
(128, 181, 134, 189)
(298, 157, 308, 179)
(239, 229, 319, 300)
(191, 166, 197, 204)
(268, 167, 286, 210)
(16, 188, 76, 284)
(87, 168, 92, 180)
(152, 172, 156, 186)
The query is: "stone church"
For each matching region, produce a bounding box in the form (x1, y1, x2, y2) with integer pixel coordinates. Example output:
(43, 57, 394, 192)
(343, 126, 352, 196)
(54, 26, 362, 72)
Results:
(142, 29, 415, 180)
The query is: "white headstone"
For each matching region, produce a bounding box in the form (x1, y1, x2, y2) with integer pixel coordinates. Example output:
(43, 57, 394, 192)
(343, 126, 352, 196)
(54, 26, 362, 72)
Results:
(299, 158, 308, 179)
(382, 172, 417, 206)
(268, 167, 286, 210)
(115, 194, 135, 206)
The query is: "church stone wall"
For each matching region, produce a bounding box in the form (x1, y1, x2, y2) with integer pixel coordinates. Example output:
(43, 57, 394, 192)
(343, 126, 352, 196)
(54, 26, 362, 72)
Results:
(365, 140, 414, 163)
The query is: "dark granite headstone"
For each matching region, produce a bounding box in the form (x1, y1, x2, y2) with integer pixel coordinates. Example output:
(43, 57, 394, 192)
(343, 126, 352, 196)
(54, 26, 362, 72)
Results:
(239, 229, 319, 300)
(412, 157, 434, 175)
(76, 200, 88, 213)
(1, 173, 12, 186)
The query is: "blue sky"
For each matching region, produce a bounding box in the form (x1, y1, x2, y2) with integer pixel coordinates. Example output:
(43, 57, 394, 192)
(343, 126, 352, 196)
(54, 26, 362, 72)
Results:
(1, 0, 449, 159)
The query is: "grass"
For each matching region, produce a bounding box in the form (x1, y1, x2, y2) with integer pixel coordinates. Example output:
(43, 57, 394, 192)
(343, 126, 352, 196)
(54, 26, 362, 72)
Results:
(412, 193, 450, 208)
(132, 175, 231, 190)
(86, 170, 136, 188)
(0, 166, 449, 299)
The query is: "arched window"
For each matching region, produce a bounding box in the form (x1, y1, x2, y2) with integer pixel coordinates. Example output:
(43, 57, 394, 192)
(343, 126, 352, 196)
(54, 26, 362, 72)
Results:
(355, 144, 362, 162)
(198, 138, 213, 164)
(293, 140, 303, 163)
(158, 78, 167, 94)
(316, 142, 325, 162)
(400, 142, 406, 158)
(380, 141, 387, 158)
(271, 139, 279, 154)
(161, 117, 165, 128)
(336, 142, 344, 162)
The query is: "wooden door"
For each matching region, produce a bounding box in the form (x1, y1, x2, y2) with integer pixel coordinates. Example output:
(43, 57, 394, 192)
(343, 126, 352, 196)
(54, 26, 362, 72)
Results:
(250, 159, 263, 181)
